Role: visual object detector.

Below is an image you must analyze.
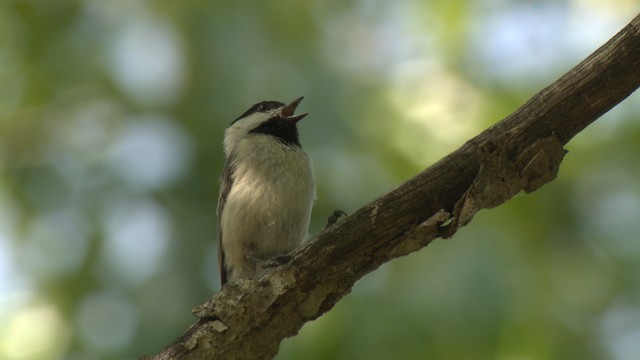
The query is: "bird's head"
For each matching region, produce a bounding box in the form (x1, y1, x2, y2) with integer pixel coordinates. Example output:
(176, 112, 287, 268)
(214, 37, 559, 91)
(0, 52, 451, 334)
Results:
(224, 97, 307, 152)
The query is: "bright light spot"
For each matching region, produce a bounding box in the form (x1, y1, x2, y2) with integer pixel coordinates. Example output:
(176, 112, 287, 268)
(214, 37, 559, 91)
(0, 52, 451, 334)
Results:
(572, 170, 640, 258)
(571, 0, 640, 41)
(75, 290, 138, 353)
(387, 62, 484, 164)
(469, 1, 638, 87)
(0, 301, 70, 359)
(45, 98, 121, 194)
(21, 209, 89, 280)
(101, 197, 171, 286)
(318, 0, 433, 81)
(108, 16, 184, 107)
(318, 0, 482, 164)
(469, 4, 570, 86)
(0, 190, 31, 301)
(109, 115, 192, 190)
(0, 242, 29, 302)
(599, 300, 640, 360)
(56, 99, 121, 160)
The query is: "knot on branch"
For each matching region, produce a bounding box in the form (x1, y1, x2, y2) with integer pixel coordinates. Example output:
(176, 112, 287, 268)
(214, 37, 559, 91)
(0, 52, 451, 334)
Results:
(443, 134, 566, 238)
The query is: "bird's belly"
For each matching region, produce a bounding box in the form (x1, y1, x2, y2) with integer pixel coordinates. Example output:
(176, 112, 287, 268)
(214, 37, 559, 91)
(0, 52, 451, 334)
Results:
(221, 154, 314, 260)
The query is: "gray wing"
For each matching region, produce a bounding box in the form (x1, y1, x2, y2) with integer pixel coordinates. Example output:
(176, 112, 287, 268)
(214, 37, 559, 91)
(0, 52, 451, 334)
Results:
(217, 154, 235, 286)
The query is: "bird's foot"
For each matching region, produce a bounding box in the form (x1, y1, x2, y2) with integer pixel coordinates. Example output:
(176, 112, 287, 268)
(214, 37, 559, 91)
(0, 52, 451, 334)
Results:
(251, 253, 294, 273)
(259, 253, 293, 269)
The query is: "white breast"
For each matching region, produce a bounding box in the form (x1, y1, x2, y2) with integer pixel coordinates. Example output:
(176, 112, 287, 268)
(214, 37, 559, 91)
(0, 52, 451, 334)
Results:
(220, 134, 315, 280)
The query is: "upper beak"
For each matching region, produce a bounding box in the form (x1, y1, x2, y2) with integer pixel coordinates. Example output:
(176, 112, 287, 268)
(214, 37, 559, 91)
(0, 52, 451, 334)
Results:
(281, 96, 307, 123)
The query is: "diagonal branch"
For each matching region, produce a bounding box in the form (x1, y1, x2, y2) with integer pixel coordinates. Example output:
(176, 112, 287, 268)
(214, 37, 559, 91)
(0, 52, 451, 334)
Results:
(150, 13, 640, 360)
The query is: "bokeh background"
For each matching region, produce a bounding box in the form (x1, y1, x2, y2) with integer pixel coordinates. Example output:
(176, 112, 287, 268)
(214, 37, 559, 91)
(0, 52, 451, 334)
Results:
(1, 0, 640, 359)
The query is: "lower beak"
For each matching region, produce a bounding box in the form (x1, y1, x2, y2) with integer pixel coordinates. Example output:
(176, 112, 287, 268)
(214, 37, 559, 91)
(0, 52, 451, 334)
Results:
(281, 96, 308, 123)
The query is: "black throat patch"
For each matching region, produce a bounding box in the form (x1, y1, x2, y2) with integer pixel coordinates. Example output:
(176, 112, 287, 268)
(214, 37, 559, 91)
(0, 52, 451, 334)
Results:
(249, 117, 301, 147)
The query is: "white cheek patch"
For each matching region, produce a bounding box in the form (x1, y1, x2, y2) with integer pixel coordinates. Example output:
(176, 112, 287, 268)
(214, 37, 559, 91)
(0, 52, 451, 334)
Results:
(224, 111, 280, 156)
(233, 111, 279, 132)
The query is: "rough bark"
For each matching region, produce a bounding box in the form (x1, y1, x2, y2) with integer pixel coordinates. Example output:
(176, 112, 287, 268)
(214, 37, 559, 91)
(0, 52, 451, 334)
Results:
(149, 13, 640, 360)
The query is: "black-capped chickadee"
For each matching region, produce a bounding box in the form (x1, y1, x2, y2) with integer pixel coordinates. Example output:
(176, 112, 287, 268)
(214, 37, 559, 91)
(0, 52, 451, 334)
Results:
(217, 97, 316, 285)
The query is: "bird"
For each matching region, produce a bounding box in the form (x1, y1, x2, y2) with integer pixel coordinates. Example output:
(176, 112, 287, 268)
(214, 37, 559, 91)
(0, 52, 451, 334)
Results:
(217, 97, 316, 285)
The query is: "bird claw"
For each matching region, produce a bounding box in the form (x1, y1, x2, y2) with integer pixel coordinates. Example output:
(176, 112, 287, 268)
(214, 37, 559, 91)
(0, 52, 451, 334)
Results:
(265, 253, 293, 267)
(257, 253, 293, 269)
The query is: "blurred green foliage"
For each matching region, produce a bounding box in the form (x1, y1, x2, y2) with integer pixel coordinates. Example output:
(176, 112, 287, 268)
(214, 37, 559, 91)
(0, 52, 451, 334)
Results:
(1, 1, 639, 359)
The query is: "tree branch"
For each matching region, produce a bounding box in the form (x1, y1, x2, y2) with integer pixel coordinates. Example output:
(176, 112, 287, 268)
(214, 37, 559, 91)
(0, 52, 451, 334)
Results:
(150, 13, 640, 360)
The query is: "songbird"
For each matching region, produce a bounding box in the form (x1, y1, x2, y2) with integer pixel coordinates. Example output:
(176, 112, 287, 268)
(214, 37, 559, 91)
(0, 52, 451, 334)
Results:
(217, 97, 315, 285)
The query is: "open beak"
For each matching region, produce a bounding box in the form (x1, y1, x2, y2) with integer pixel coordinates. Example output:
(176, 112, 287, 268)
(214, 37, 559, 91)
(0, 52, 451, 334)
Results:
(281, 96, 307, 123)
